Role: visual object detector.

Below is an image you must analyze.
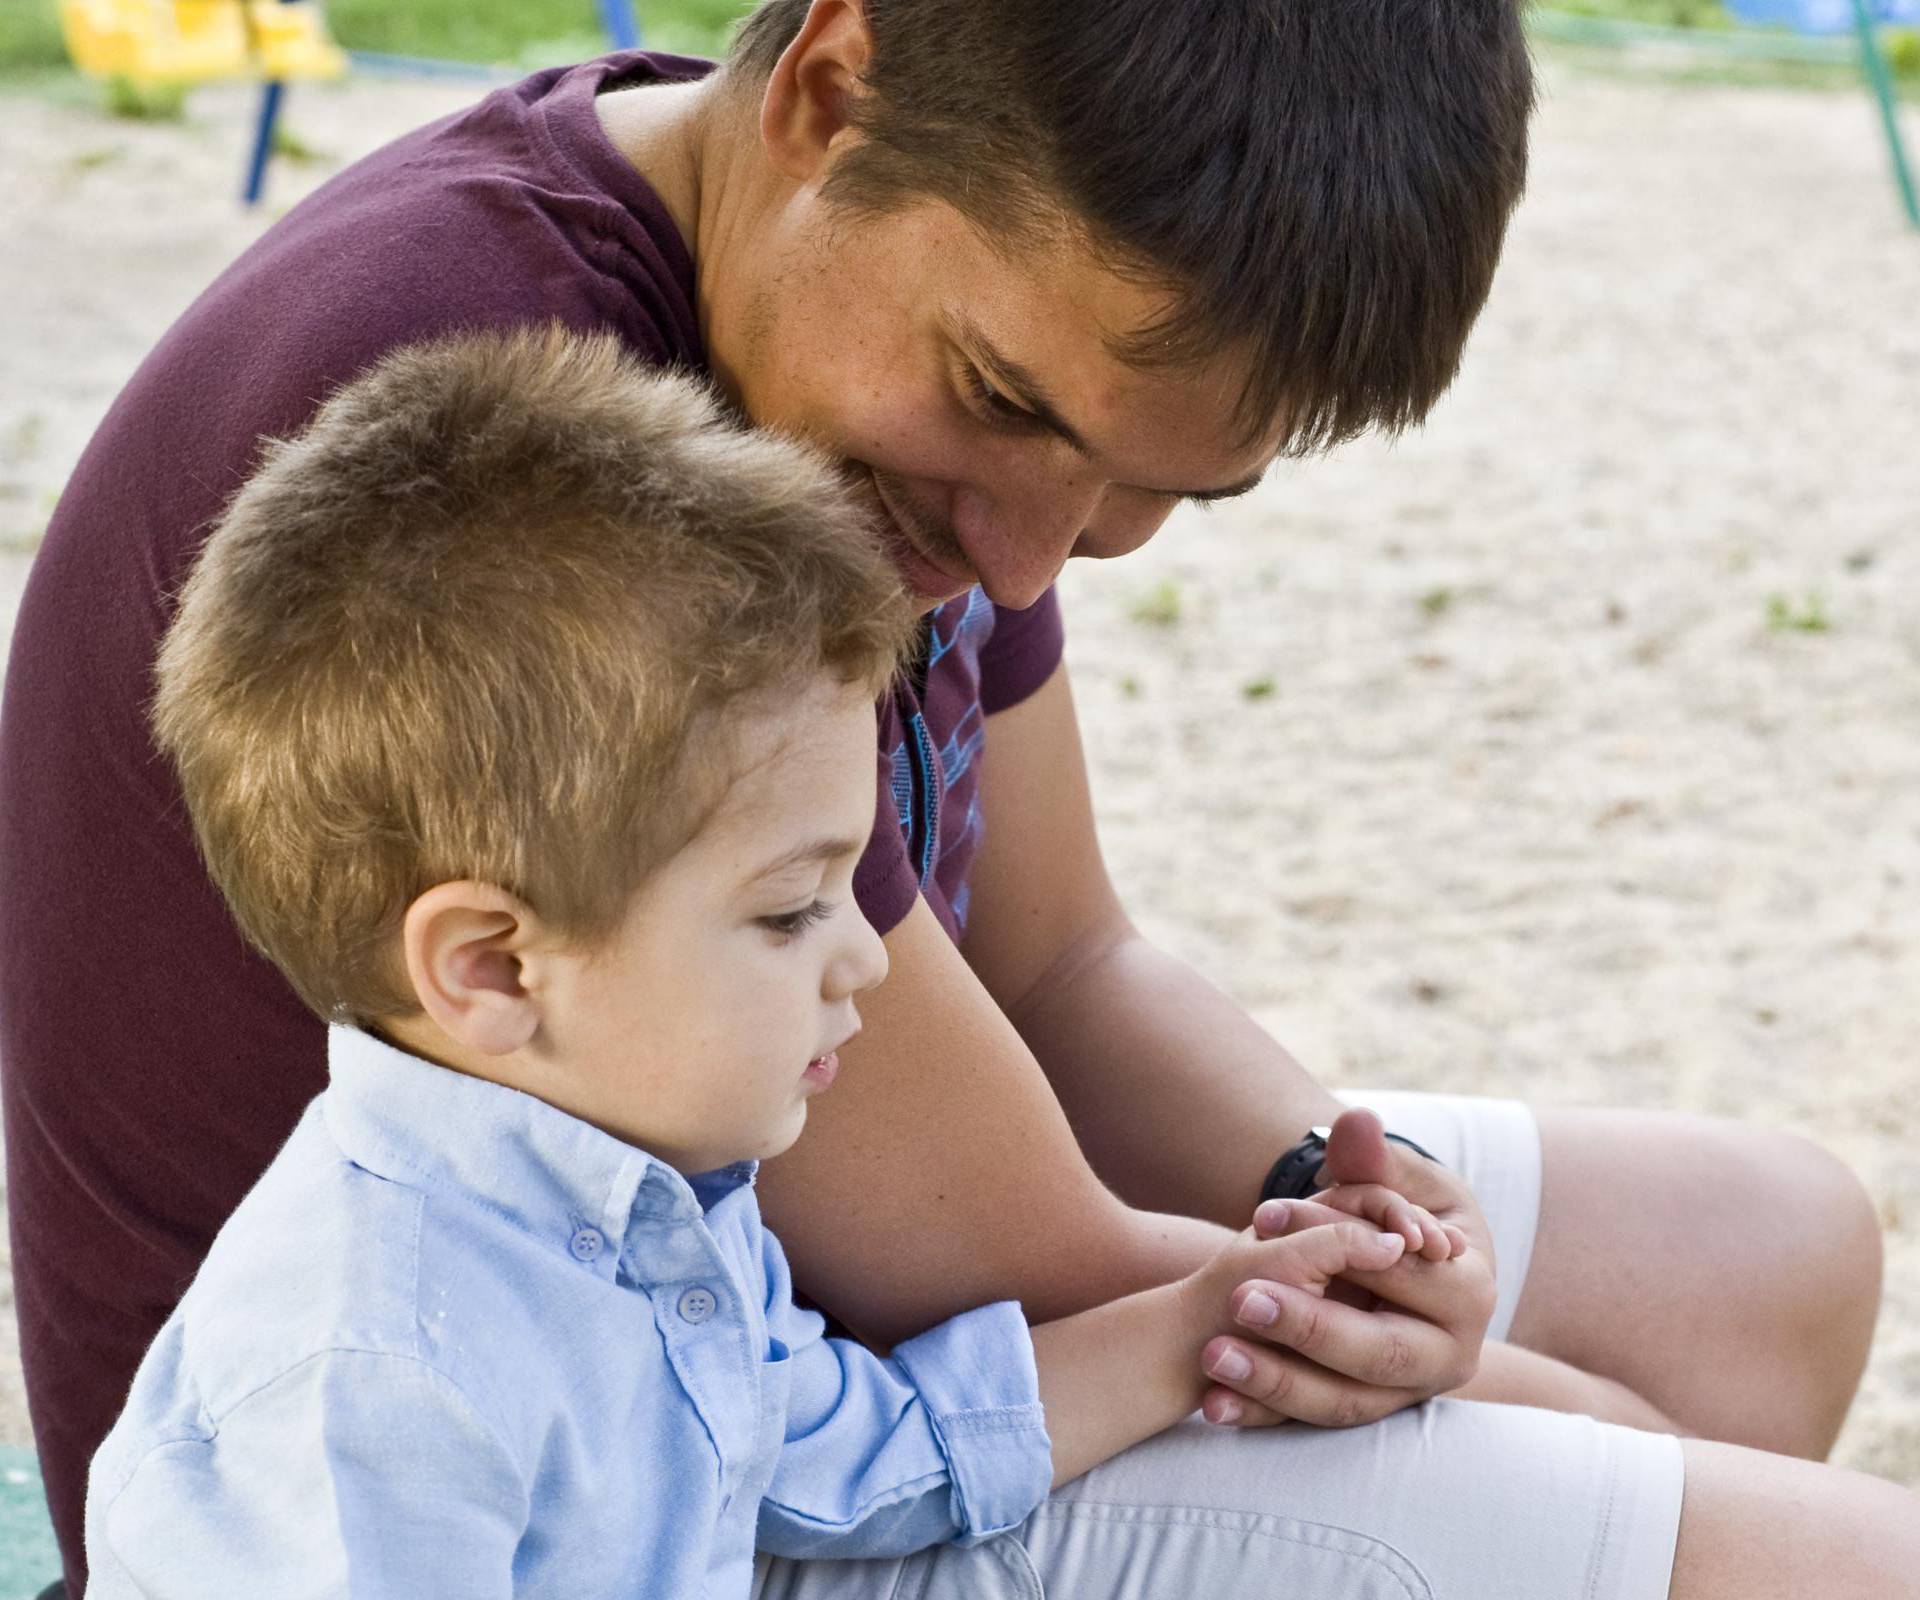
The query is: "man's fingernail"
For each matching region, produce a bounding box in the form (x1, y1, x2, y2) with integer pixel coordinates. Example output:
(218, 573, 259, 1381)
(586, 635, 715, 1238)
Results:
(1211, 1348, 1252, 1381)
(1238, 1290, 1279, 1326)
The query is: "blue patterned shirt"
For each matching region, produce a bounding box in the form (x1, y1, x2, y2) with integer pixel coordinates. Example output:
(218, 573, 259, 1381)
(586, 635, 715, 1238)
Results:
(85, 1027, 1054, 1597)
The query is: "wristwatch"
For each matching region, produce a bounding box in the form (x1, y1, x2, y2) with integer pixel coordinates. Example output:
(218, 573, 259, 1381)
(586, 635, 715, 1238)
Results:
(1258, 1125, 1443, 1205)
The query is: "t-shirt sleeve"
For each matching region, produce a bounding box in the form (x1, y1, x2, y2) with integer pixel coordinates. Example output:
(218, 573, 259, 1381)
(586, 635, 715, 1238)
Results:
(977, 586, 1065, 715)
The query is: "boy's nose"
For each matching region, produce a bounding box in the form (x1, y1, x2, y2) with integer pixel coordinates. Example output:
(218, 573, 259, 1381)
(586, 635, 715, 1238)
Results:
(835, 913, 889, 998)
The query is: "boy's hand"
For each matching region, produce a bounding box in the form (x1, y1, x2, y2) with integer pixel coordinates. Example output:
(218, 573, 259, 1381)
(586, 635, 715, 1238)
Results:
(1196, 1109, 1498, 1428)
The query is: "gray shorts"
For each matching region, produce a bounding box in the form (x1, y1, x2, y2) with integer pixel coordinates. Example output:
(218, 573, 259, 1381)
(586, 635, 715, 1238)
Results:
(755, 1091, 1687, 1600)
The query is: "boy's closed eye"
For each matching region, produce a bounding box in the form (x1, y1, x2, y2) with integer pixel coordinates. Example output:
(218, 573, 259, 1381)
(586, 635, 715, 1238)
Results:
(760, 900, 837, 941)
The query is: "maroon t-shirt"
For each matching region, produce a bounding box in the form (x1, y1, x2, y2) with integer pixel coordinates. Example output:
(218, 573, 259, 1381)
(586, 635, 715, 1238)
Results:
(0, 53, 1062, 1590)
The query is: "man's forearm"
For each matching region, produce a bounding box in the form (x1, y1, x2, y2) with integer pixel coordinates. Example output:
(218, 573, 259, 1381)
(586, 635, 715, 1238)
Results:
(1009, 928, 1344, 1225)
(1461, 1341, 1682, 1432)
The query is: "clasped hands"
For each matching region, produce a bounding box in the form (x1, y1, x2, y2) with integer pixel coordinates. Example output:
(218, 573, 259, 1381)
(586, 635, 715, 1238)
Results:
(1178, 1108, 1498, 1429)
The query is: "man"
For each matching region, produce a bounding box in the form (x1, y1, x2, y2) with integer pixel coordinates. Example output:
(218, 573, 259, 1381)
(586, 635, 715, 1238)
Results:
(2, 1, 1903, 1594)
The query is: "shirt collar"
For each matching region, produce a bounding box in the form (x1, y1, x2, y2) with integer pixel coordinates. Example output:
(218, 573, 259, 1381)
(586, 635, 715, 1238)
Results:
(322, 1026, 756, 1260)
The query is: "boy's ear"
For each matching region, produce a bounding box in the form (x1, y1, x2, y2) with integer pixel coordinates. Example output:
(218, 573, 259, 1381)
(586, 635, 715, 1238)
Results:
(758, 0, 873, 183)
(402, 882, 545, 1057)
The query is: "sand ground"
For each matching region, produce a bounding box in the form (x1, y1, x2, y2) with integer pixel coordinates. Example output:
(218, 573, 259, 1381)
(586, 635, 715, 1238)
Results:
(2, 57, 1917, 1484)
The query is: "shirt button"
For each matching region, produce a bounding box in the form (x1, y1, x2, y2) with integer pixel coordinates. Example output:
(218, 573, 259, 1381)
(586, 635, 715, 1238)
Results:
(677, 1286, 717, 1324)
(569, 1227, 604, 1263)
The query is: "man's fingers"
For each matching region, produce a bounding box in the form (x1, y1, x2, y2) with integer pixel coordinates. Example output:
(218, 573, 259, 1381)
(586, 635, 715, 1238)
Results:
(1318, 1106, 1393, 1187)
(1340, 1251, 1499, 1331)
(1200, 1334, 1419, 1429)
(1200, 1385, 1288, 1428)
(1223, 1281, 1463, 1389)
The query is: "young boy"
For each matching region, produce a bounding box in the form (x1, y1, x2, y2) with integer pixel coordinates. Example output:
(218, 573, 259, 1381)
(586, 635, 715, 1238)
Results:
(85, 326, 1460, 1596)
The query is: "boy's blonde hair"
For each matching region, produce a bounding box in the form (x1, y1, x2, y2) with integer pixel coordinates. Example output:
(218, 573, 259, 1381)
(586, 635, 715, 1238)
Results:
(154, 326, 915, 1023)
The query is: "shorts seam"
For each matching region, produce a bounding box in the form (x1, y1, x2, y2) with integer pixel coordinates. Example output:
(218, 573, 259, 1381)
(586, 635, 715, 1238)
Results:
(1034, 1497, 1432, 1600)
(1585, 1430, 1623, 1600)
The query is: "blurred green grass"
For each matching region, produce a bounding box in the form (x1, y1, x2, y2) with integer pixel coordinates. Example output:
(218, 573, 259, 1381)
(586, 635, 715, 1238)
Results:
(0, 0, 754, 75)
(1, 0, 1911, 89)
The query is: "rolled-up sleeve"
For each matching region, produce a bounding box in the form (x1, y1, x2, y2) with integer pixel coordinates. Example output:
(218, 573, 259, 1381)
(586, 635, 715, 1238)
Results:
(756, 1231, 1052, 1560)
(890, 1302, 1054, 1540)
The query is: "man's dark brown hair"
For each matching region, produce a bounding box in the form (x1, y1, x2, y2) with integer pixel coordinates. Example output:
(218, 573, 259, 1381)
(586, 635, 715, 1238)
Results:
(732, 0, 1534, 454)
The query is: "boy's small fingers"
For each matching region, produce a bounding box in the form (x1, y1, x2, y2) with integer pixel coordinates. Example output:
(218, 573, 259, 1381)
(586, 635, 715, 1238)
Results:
(1253, 1198, 1292, 1237)
(1385, 1199, 1426, 1254)
(1247, 1220, 1405, 1289)
(1409, 1204, 1453, 1260)
(1254, 1197, 1356, 1238)
(1443, 1224, 1470, 1256)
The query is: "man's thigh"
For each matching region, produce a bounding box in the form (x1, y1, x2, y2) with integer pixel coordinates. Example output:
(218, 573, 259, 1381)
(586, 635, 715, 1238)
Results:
(753, 1402, 1683, 1599)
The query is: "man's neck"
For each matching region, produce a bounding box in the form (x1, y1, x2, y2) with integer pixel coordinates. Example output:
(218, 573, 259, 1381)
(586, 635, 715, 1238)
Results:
(595, 71, 778, 412)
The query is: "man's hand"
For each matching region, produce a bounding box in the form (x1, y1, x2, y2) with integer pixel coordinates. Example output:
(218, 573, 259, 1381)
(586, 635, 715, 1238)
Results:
(1195, 1108, 1499, 1428)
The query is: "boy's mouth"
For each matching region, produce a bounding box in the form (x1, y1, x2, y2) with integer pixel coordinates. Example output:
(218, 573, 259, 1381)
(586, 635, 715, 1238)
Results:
(802, 1051, 839, 1089)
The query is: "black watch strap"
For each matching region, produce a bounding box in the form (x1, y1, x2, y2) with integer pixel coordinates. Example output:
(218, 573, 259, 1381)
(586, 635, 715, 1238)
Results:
(1258, 1125, 1442, 1205)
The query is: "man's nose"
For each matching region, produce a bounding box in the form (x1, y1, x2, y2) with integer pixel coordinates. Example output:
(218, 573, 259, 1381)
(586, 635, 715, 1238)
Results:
(950, 479, 1101, 611)
(952, 481, 1173, 610)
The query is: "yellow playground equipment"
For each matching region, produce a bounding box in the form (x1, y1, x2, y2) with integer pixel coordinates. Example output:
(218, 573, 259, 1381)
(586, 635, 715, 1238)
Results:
(59, 0, 345, 91)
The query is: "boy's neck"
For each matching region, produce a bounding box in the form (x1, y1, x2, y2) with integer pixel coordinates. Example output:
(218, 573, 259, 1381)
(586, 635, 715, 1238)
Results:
(365, 1014, 723, 1181)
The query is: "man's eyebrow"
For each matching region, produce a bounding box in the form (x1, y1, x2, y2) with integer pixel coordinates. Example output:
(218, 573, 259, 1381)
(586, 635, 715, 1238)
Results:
(746, 835, 868, 885)
(946, 309, 1094, 458)
(945, 309, 1272, 503)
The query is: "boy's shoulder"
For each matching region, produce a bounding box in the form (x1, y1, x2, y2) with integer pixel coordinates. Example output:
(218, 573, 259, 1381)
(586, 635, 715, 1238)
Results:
(150, 1096, 575, 1441)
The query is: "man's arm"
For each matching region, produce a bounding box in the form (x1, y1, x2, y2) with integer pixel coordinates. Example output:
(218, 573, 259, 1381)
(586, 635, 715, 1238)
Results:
(753, 892, 1235, 1343)
(961, 662, 1676, 1431)
(959, 662, 1346, 1221)
(760, 659, 1639, 1430)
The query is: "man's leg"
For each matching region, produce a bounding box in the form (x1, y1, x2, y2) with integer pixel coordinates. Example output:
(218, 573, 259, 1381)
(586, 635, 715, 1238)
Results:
(1671, 1439, 1920, 1599)
(1340, 1091, 1880, 1457)
(759, 1411, 1917, 1600)
(1507, 1110, 1882, 1459)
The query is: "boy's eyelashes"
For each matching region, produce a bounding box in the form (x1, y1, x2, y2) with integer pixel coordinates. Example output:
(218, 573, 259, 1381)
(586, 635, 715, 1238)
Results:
(758, 899, 838, 940)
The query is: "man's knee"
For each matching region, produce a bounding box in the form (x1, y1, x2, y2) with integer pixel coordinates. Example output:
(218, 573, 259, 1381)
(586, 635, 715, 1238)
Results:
(1732, 1126, 1882, 1325)
(1674, 1441, 1920, 1598)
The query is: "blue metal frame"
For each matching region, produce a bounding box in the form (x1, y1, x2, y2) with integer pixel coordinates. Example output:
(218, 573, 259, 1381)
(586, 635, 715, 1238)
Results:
(1847, 0, 1920, 228)
(242, 0, 643, 206)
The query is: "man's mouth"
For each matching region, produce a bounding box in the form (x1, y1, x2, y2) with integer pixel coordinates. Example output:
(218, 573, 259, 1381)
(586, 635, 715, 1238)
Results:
(865, 471, 975, 603)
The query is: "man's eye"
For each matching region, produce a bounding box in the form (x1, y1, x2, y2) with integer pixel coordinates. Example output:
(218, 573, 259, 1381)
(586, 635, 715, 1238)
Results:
(964, 366, 1044, 432)
(761, 900, 836, 940)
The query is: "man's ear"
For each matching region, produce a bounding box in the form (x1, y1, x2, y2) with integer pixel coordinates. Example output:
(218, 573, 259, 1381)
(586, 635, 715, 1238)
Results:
(758, 0, 873, 183)
(402, 882, 545, 1057)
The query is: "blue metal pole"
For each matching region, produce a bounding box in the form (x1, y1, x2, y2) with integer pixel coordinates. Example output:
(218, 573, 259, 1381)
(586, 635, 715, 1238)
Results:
(1847, 0, 1920, 229)
(243, 78, 285, 207)
(598, 0, 642, 50)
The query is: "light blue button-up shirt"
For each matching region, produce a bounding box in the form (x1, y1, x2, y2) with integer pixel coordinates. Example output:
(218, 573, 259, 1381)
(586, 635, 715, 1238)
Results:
(86, 1027, 1053, 1597)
